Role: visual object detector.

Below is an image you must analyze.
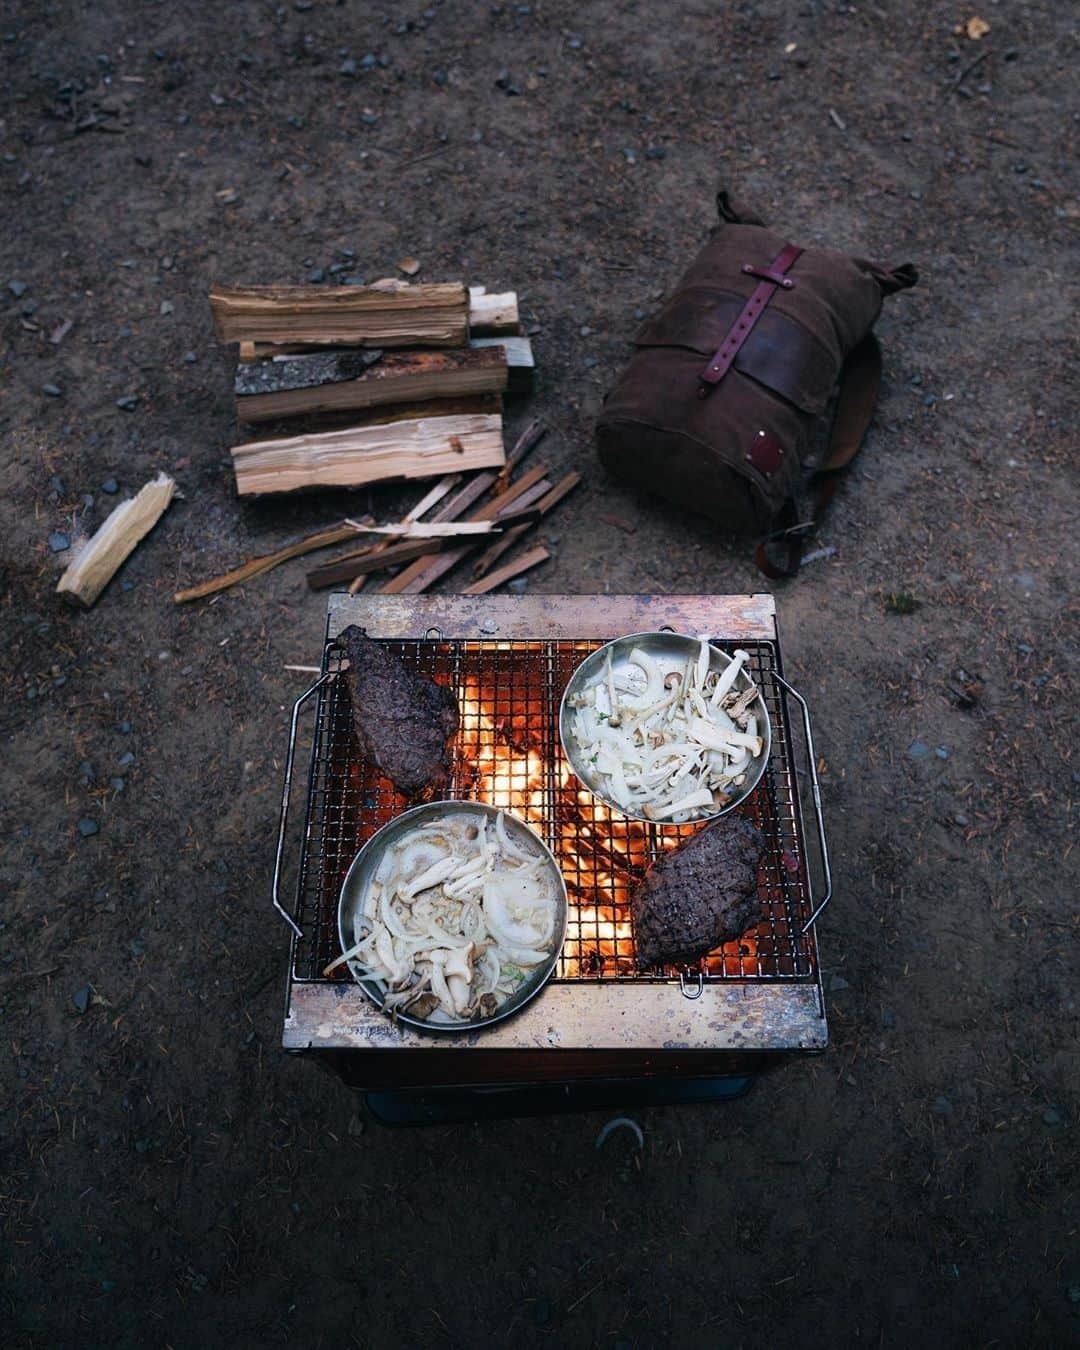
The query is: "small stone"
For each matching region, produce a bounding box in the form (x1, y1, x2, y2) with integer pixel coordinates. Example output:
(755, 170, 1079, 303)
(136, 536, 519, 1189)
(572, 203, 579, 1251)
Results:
(621, 147, 637, 164)
(339, 57, 357, 77)
(77, 817, 99, 837)
(347, 1112, 365, 1137)
(159, 299, 174, 315)
(117, 751, 135, 768)
(79, 760, 96, 781)
(645, 144, 666, 160)
(952, 813, 969, 827)
(49, 475, 65, 494)
(931, 1095, 953, 1116)
(1068, 1284, 1080, 1304)
(361, 53, 378, 69)
(579, 324, 592, 336)
(48, 532, 70, 553)
(182, 350, 198, 364)
(110, 777, 125, 792)
(1042, 1108, 1063, 1127)
(909, 189, 922, 200)
(433, 69, 448, 86)
(507, 577, 529, 594)
(73, 985, 91, 1014)
(115, 395, 139, 411)
(308, 267, 325, 283)
(119, 721, 132, 734)
(8, 279, 28, 298)
(288, 114, 305, 129)
(906, 740, 929, 759)
(101, 477, 119, 494)
(935, 746, 950, 760)
(1016, 641, 1034, 654)
(830, 975, 850, 991)
(583, 355, 598, 369)
(41, 383, 62, 398)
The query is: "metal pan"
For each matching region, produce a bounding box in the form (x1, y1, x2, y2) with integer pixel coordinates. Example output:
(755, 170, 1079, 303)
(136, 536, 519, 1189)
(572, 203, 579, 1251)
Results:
(559, 631, 772, 824)
(336, 800, 568, 1034)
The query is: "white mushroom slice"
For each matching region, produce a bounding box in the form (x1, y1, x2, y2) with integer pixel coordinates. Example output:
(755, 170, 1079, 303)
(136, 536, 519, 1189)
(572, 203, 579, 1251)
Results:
(686, 716, 745, 755)
(362, 879, 381, 922)
(495, 810, 535, 863)
(446, 973, 472, 1016)
(695, 640, 710, 691)
(644, 787, 716, 819)
(398, 855, 457, 899)
(443, 942, 475, 984)
(710, 649, 748, 705)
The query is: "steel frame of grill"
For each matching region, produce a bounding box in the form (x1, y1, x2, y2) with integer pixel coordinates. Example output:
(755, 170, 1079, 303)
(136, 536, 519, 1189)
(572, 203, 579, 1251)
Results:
(278, 594, 828, 1091)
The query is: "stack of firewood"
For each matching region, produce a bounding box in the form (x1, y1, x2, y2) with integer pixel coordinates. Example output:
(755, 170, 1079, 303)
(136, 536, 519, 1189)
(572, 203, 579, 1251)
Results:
(173, 279, 576, 602)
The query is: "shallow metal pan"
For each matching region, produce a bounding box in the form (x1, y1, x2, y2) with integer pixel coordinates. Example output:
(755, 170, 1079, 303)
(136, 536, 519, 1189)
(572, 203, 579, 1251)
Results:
(558, 631, 772, 824)
(335, 800, 568, 1034)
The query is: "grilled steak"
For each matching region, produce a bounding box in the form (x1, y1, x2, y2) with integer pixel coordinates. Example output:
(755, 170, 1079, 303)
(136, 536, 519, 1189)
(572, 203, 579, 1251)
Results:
(632, 816, 764, 967)
(339, 626, 459, 796)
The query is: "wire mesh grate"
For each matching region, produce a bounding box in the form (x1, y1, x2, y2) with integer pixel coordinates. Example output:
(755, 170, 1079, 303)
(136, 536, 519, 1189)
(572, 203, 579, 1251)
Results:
(290, 637, 818, 984)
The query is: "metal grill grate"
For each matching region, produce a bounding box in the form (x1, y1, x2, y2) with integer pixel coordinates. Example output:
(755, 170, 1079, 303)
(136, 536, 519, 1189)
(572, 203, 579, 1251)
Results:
(290, 638, 817, 984)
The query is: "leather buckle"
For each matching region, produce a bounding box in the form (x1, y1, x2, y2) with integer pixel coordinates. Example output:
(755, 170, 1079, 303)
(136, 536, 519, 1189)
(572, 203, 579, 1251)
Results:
(742, 263, 795, 288)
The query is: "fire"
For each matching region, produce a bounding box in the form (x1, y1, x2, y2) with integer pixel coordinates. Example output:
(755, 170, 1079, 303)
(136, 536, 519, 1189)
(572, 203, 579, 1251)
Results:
(455, 657, 764, 979)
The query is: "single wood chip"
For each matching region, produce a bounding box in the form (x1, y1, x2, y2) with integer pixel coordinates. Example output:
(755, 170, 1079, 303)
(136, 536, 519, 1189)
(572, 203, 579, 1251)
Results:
(461, 545, 550, 595)
(598, 512, 637, 534)
(59, 473, 175, 608)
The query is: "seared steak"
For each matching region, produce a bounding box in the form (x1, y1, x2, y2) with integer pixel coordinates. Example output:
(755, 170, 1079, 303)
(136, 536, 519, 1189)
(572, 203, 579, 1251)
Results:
(339, 625, 459, 796)
(632, 816, 764, 967)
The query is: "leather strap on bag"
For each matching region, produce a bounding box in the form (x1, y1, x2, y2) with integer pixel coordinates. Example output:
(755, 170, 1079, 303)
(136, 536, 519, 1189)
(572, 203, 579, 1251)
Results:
(698, 243, 803, 395)
(755, 332, 882, 579)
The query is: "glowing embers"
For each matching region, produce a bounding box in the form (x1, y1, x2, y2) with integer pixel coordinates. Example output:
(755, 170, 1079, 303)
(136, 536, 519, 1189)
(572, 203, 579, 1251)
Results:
(454, 659, 547, 825)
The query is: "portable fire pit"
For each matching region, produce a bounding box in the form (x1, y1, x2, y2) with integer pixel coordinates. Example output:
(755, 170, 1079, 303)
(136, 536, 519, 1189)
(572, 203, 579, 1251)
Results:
(275, 594, 830, 1122)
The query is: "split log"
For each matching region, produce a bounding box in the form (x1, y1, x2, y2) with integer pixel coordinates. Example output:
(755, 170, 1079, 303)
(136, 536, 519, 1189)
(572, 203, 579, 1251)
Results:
(209, 281, 469, 348)
(57, 473, 175, 608)
(229, 411, 505, 496)
(469, 336, 534, 393)
(234, 348, 507, 424)
(468, 287, 520, 336)
(461, 546, 550, 595)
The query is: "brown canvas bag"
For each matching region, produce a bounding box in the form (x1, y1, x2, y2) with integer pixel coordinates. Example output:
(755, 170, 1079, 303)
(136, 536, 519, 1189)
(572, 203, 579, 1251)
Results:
(596, 191, 917, 576)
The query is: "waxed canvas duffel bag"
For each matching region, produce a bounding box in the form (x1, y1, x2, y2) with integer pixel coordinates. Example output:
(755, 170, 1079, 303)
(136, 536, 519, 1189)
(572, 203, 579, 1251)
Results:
(596, 190, 917, 576)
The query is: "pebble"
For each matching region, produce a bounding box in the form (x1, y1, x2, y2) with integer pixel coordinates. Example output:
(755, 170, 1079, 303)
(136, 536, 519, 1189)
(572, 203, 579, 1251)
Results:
(507, 577, 529, 594)
(159, 299, 174, 316)
(8, 279, 28, 297)
(288, 114, 305, 129)
(906, 740, 929, 759)
(41, 383, 62, 397)
(49, 475, 65, 494)
(77, 817, 99, 837)
(308, 267, 325, 283)
(110, 777, 125, 792)
(182, 350, 198, 363)
(1042, 1108, 1063, 1127)
(583, 355, 598, 369)
(72, 985, 91, 1014)
(433, 69, 448, 86)
(117, 751, 135, 769)
(830, 975, 850, 992)
(953, 813, 969, 827)
(1016, 641, 1034, 654)
(48, 532, 70, 553)
(119, 721, 132, 734)
(101, 477, 119, 494)
(339, 58, 357, 77)
(79, 760, 96, 781)
(115, 395, 139, 411)
(645, 145, 666, 160)
(931, 1095, 953, 1116)
(935, 746, 950, 760)
(347, 1112, 365, 1137)
(621, 147, 637, 164)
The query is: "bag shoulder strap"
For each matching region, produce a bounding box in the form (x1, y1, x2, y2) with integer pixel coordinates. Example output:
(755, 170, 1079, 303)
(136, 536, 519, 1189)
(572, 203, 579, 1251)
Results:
(755, 332, 882, 579)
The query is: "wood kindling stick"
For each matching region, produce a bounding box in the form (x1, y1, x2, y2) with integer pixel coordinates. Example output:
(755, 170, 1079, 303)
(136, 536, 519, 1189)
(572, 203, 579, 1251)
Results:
(494, 417, 547, 494)
(377, 463, 549, 595)
(461, 546, 550, 595)
(472, 470, 581, 578)
(344, 519, 499, 539)
(341, 472, 457, 595)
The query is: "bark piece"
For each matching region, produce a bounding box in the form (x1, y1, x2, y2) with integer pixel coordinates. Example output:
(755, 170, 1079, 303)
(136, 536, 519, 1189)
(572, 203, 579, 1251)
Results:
(234, 348, 507, 424)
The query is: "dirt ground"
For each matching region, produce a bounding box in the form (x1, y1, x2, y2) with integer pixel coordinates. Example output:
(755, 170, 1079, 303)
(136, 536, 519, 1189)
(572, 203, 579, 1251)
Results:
(2, 1, 1077, 1346)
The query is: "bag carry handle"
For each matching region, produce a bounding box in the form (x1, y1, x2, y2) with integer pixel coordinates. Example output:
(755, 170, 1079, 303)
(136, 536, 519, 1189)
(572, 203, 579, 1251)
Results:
(755, 332, 882, 580)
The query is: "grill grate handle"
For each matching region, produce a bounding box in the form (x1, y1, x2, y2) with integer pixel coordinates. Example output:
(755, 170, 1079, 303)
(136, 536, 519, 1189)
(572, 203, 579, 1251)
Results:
(774, 674, 832, 933)
(273, 672, 334, 938)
